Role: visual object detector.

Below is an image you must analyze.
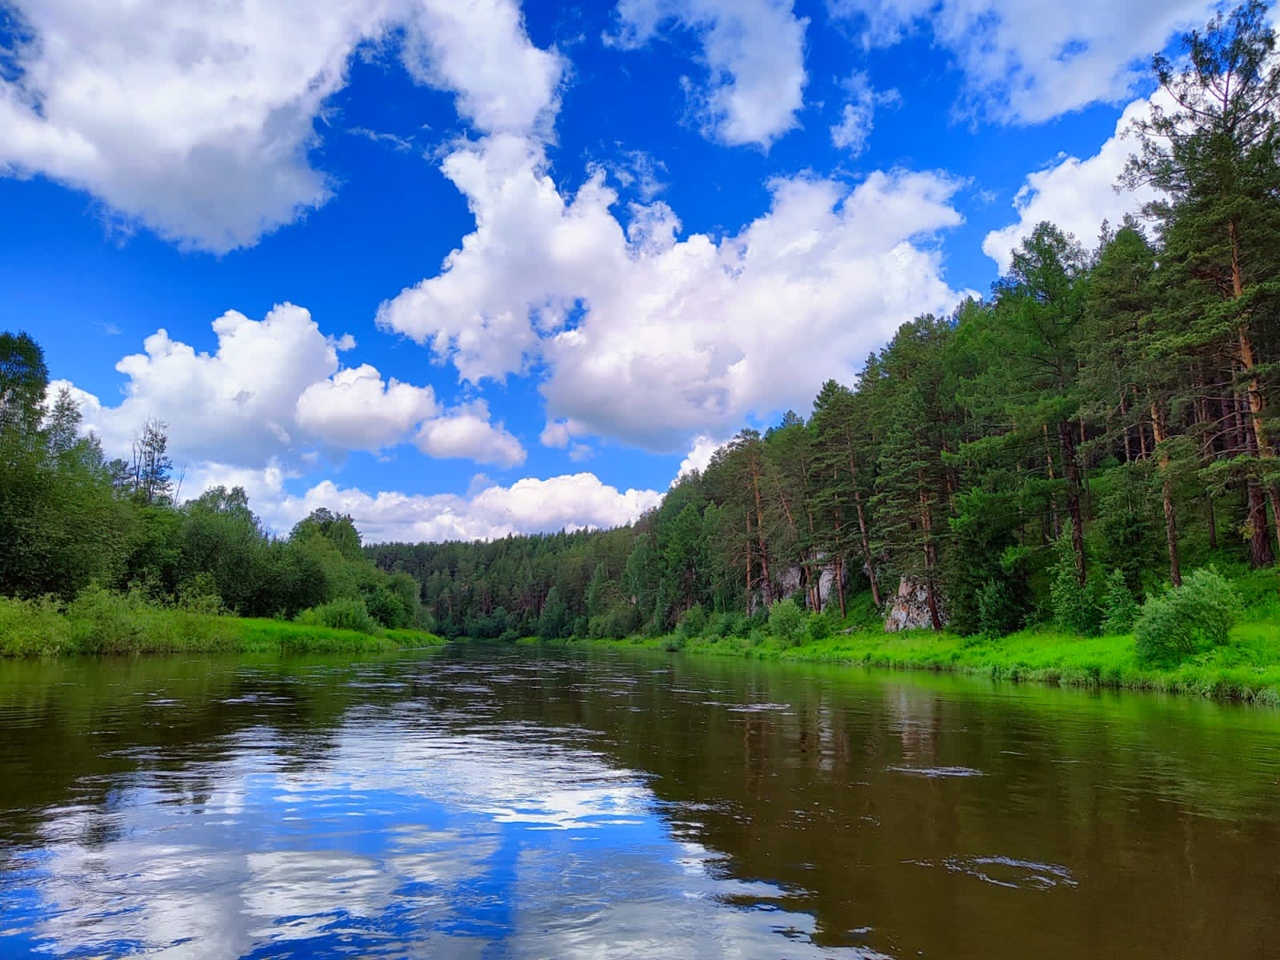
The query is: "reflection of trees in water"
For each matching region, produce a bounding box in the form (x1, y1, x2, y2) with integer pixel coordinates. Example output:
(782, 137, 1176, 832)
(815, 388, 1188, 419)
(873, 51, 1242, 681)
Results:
(2, 649, 1280, 959)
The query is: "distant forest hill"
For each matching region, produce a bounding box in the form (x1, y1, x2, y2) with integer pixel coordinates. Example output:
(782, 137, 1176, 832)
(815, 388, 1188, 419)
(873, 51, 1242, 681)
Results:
(367, 3, 1280, 642)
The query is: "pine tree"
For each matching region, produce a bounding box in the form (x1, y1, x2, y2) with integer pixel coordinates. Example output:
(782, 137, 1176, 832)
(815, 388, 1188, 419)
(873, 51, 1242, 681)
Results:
(1123, 0, 1280, 566)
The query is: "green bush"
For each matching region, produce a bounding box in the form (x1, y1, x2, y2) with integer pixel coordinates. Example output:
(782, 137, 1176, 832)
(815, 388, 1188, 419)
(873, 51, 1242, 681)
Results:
(704, 611, 731, 638)
(1050, 541, 1101, 636)
(806, 609, 833, 642)
(976, 577, 1022, 637)
(768, 597, 806, 647)
(588, 602, 640, 640)
(1101, 569, 1139, 635)
(295, 597, 381, 635)
(676, 603, 707, 639)
(1134, 567, 1242, 665)
(0, 596, 72, 656)
(66, 585, 147, 653)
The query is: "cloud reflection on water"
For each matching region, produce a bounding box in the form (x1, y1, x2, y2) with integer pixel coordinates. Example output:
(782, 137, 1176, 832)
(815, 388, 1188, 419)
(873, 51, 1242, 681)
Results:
(3, 713, 864, 959)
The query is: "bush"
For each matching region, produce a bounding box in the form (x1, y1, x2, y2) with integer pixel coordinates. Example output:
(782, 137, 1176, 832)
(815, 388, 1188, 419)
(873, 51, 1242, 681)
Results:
(66, 585, 147, 653)
(1101, 569, 1139, 635)
(976, 577, 1022, 637)
(295, 597, 381, 635)
(589, 602, 640, 640)
(767, 597, 806, 647)
(1134, 567, 1242, 665)
(806, 609, 833, 642)
(704, 611, 730, 638)
(0, 596, 72, 656)
(1050, 541, 1100, 636)
(676, 603, 707, 639)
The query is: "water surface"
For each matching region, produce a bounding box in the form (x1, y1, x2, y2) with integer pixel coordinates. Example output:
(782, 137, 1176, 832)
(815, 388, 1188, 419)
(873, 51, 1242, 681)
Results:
(0, 646, 1277, 958)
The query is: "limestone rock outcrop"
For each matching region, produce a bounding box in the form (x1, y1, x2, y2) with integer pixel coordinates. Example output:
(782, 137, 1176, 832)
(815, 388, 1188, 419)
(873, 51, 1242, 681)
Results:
(883, 576, 946, 632)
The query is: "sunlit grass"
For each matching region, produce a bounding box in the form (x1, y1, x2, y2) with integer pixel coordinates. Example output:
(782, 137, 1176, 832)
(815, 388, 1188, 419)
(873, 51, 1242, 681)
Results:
(0, 595, 445, 657)
(664, 621, 1280, 704)
(536, 616, 1280, 704)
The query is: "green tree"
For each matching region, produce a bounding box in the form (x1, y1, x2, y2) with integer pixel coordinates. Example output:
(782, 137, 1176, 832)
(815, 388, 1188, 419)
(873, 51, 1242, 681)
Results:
(1123, 0, 1280, 566)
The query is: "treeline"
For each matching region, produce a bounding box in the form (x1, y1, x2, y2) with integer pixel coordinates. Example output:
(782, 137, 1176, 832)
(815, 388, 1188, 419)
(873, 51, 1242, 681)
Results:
(0, 333, 424, 632)
(371, 4, 1280, 641)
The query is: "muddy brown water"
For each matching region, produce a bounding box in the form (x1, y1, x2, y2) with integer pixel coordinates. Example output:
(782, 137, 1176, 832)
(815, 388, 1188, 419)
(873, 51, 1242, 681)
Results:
(0, 645, 1277, 958)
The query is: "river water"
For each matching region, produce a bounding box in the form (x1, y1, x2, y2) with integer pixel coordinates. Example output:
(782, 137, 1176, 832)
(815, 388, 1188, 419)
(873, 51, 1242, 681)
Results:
(0, 645, 1277, 959)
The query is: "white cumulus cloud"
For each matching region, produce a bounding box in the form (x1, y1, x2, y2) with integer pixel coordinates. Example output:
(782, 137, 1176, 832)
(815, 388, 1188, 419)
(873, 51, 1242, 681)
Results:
(830, 0, 1214, 123)
(214, 471, 664, 542)
(612, 0, 808, 147)
(0, 0, 564, 251)
(50, 303, 523, 470)
(830, 72, 899, 156)
(677, 434, 730, 479)
(982, 95, 1163, 272)
(378, 132, 966, 451)
(400, 0, 566, 138)
(415, 399, 526, 468)
(297, 364, 440, 452)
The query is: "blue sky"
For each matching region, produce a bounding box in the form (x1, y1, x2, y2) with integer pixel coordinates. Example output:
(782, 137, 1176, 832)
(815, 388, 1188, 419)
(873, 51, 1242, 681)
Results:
(0, 0, 1218, 541)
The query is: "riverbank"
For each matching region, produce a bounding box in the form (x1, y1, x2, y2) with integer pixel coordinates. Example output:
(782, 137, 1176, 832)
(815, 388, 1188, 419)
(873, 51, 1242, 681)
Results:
(0, 595, 444, 657)
(528, 621, 1280, 705)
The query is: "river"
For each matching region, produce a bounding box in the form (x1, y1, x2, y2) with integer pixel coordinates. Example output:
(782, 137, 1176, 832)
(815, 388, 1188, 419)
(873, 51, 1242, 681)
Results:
(0, 645, 1276, 958)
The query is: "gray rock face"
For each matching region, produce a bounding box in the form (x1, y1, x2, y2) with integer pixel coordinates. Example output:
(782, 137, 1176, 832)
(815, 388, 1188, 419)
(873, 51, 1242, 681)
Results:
(755, 555, 846, 614)
(815, 565, 840, 612)
(884, 576, 946, 632)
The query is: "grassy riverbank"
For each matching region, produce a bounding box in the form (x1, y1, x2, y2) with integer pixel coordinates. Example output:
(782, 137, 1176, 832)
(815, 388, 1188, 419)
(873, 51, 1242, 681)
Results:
(530, 619, 1280, 705)
(0, 593, 445, 657)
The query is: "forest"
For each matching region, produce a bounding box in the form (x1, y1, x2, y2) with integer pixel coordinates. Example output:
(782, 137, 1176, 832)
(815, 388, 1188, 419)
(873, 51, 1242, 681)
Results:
(368, 3, 1280, 654)
(0, 331, 429, 649)
(4, 4, 1280, 674)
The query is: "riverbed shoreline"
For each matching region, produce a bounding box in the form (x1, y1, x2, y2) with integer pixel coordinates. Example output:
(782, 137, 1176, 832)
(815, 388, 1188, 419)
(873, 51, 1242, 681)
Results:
(0, 596, 446, 657)
(6, 593, 1278, 704)
(524, 625, 1280, 705)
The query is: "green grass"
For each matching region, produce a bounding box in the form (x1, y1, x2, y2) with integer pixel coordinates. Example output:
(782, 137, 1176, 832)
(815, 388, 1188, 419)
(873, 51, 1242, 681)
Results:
(537, 620, 1280, 705)
(0, 594, 446, 657)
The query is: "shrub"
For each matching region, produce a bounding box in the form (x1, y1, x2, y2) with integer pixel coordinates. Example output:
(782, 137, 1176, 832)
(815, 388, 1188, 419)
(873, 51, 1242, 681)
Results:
(0, 596, 72, 656)
(295, 597, 381, 635)
(726, 611, 752, 637)
(677, 603, 707, 639)
(589, 602, 640, 640)
(976, 577, 1022, 637)
(806, 609, 833, 642)
(1050, 540, 1101, 636)
(1101, 569, 1139, 635)
(1134, 567, 1242, 665)
(63, 586, 233, 654)
(704, 611, 730, 638)
(66, 585, 147, 653)
(768, 597, 806, 647)
(364, 584, 412, 629)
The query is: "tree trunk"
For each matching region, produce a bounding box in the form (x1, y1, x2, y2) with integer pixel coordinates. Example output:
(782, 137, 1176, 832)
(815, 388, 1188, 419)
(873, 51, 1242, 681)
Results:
(1150, 402, 1182, 587)
(1121, 392, 1134, 465)
(1079, 419, 1090, 498)
(750, 461, 774, 606)
(834, 555, 846, 619)
(1229, 220, 1279, 564)
(1043, 423, 1062, 540)
(918, 470, 942, 632)
(1059, 421, 1088, 586)
(851, 483, 881, 608)
(1237, 384, 1276, 568)
(1247, 481, 1273, 568)
(1206, 493, 1218, 552)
